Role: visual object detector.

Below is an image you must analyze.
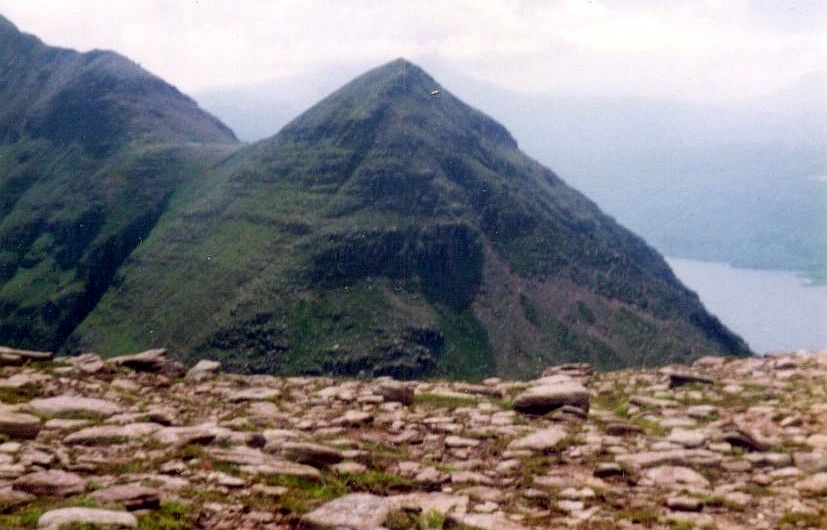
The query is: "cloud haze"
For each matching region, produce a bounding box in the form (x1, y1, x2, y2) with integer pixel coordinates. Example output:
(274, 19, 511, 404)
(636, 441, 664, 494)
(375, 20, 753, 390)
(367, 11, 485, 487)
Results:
(0, 0, 824, 103)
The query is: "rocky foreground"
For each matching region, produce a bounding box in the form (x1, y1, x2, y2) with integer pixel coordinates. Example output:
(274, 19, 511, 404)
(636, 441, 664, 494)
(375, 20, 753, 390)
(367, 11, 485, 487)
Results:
(1, 347, 827, 529)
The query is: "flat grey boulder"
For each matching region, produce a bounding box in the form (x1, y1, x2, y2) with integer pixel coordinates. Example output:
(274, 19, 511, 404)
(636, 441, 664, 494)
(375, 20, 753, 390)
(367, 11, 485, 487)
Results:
(0, 486, 34, 510)
(227, 387, 281, 402)
(64, 422, 162, 445)
(796, 472, 827, 495)
(27, 396, 123, 417)
(668, 371, 714, 388)
(720, 427, 770, 452)
(276, 441, 345, 468)
(392, 492, 468, 516)
(185, 359, 221, 381)
(512, 382, 590, 414)
(301, 493, 391, 529)
(37, 507, 137, 528)
(239, 460, 321, 480)
(0, 346, 53, 362)
(0, 412, 41, 439)
(643, 465, 710, 488)
(507, 426, 568, 451)
(152, 425, 218, 448)
(447, 513, 532, 530)
(206, 446, 323, 479)
(615, 449, 721, 470)
(13, 470, 87, 496)
(89, 483, 160, 510)
(378, 381, 414, 405)
(67, 353, 106, 374)
(109, 349, 184, 376)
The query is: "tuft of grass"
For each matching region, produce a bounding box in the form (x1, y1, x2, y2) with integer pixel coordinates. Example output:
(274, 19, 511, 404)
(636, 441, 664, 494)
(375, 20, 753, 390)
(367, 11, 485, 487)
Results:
(137, 500, 194, 530)
(385, 509, 474, 530)
(0, 384, 43, 404)
(740, 483, 771, 497)
(629, 416, 667, 436)
(778, 511, 825, 528)
(618, 508, 660, 525)
(0, 505, 45, 528)
(0, 495, 109, 529)
(338, 471, 415, 495)
(60, 523, 121, 530)
(413, 393, 478, 409)
(259, 470, 415, 516)
(665, 519, 695, 530)
(612, 402, 631, 418)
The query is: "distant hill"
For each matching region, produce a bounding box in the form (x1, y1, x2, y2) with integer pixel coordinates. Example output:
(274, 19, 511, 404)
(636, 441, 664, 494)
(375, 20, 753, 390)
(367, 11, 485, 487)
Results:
(72, 59, 751, 378)
(0, 14, 239, 350)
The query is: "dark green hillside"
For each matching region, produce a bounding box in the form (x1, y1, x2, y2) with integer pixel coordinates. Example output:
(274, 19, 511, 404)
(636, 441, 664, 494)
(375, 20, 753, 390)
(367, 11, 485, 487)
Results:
(0, 15, 239, 350)
(72, 59, 751, 378)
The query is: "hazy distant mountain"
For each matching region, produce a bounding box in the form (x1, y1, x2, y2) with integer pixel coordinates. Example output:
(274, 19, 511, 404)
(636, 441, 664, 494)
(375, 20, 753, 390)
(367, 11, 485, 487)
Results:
(0, 14, 239, 350)
(195, 64, 827, 282)
(75, 60, 750, 378)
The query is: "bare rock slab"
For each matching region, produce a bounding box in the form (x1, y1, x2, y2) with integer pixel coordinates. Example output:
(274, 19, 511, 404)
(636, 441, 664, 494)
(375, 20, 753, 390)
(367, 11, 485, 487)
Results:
(0, 412, 41, 439)
(89, 483, 161, 510)
(0, 346, 53, 362)
(507, 426, 568, 451)
(185, 359, 221, 381)
(277, 441, 344, 468)
(447, 513, 532, 530)
(64, 422, 162, 445)
(13, 470, 87, 496)
(513, 382, 589, 414)
(27, 396, 123, 417)
(301, 493, 391, 529)
(38, 507, 137, 528)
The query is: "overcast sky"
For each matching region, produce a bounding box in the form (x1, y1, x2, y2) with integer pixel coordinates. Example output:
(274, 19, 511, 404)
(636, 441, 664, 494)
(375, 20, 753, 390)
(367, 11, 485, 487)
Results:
(0, 0, 824, 104)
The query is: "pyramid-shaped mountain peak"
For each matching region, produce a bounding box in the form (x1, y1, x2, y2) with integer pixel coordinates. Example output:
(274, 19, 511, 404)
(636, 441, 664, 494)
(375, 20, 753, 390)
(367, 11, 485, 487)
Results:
(70, 59, 751, 378)
(275, 59, 517, 150)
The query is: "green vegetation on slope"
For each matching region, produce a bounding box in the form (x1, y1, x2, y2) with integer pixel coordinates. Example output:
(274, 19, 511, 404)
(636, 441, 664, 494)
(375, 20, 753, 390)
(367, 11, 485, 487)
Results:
(72, 59, 751, 378)
(0, 14, 238, 350)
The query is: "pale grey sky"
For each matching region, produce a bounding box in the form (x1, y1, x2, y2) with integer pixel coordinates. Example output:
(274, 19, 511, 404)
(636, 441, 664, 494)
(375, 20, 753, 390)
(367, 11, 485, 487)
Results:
(0, 0, 824, 103)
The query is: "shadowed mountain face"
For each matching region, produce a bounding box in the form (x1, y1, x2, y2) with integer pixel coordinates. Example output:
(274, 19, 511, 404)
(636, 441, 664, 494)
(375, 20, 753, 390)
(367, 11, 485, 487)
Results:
(0, 15, 239, 350)
(71, 59, 751, 378)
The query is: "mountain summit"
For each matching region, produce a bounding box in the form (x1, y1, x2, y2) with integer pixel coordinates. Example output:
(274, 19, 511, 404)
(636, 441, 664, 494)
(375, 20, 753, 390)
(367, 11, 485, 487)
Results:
(71, 59, 751, 378)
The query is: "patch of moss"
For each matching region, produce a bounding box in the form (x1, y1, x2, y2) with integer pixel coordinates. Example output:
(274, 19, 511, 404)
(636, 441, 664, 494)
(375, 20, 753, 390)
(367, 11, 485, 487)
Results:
(0, 384, 43, 404)
(413, 393, 478, 409)
(618, 508, 660, 526)
(778, 511, 824, 528)
(137, 501, 194, 530)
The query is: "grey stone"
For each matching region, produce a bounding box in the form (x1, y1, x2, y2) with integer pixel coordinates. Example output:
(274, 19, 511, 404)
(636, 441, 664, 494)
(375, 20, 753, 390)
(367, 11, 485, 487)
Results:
(27, 396, 123, 417)
(13, 470, 87, 496)
(512, 382, 590, 414)
(507, 426, 568, 451)
(37, 507, 137, 528)
(185, 359, 221, 381)
(0, 412, 41, 439)
(89, 483, 160, 510)
(64, 422, 162, 445)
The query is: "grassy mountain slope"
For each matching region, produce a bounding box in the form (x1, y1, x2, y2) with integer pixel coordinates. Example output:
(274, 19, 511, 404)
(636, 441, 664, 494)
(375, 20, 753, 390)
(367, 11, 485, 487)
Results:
(73, 59, 751, 378)
(0, 14, 239, 350)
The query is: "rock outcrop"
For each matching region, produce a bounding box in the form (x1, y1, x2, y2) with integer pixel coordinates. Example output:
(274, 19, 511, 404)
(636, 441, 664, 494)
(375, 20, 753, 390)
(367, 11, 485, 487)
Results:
(0, 347, 825, 528)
